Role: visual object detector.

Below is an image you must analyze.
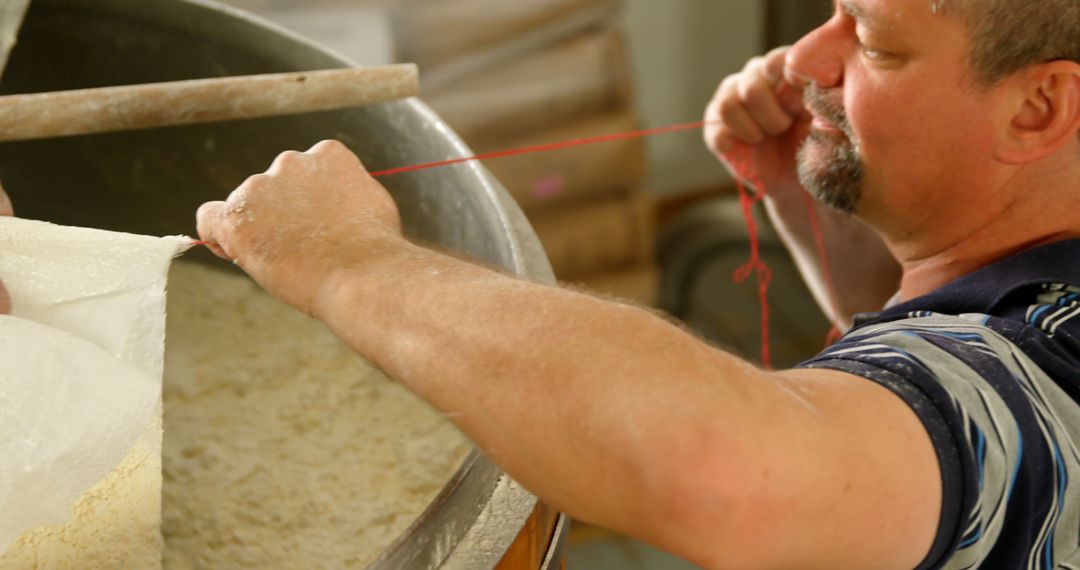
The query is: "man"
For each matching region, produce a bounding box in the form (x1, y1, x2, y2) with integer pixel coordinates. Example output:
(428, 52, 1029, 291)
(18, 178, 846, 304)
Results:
(0, 0, 1058, 568)
(193, 0, 1080, 567)
(701, 1, 1080, 568)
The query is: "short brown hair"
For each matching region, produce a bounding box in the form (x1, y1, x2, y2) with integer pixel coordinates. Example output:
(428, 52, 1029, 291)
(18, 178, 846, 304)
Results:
(948, 0, 1080, 84)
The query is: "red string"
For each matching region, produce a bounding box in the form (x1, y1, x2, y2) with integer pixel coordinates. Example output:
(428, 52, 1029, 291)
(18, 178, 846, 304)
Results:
(367, 121, 708, 178)
(723, 144, 774, 368)
(800, 191, 843, 348)
(723, 143, 843, 366)
(800, 192, 839, 316)
(193, 120, 839, 363)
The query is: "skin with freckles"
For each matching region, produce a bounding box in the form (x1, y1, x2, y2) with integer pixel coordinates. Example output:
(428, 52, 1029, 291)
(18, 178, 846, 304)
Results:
(194, 0, 1078, 567)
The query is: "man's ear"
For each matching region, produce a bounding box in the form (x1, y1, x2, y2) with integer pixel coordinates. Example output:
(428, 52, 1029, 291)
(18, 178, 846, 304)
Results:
(994, 60, 1080, 165)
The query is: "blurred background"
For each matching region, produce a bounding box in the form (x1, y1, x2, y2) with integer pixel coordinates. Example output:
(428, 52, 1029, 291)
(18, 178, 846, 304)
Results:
(218, 1, 832, 567)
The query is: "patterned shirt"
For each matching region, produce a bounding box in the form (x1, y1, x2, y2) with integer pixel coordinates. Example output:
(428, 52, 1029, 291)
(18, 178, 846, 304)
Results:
(800, 239, 1080, 569)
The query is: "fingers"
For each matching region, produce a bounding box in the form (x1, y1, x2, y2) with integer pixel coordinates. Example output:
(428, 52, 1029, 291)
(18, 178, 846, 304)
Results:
(306, 139, 372, 178)
(307, 139, 351, 158)
(195, 140, 384, 267)
(705, 46, 805, 156)
(718, 73, 766, 143)
(782, 47, 813, 90)
(195, 201, 232, 260)
(706, 74, 762, 155)
(737, 59, 795, 136)
(776, 81, 809, 118)
(197, 142, 345, 261)
(762, 45, 788, 84)
(267, 150, 305, 175)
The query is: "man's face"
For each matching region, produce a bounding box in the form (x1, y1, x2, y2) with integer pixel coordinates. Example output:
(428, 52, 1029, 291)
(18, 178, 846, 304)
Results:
(788, 0, 1002, 235)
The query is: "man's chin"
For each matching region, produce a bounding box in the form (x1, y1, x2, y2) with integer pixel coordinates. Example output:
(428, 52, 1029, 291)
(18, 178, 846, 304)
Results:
(796, 136, 864, 215)
(799, 134, 837, 170)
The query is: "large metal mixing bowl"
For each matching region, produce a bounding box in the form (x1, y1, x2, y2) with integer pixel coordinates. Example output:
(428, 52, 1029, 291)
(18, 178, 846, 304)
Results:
(0, 0, 561, 567)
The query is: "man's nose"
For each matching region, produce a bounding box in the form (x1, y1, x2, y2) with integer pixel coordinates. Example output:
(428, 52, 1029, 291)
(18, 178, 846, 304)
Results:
(785, 16, 846, 89)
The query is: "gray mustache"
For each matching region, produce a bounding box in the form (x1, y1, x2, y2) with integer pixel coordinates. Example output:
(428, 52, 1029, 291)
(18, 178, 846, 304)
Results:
(804, 84, 851, 135)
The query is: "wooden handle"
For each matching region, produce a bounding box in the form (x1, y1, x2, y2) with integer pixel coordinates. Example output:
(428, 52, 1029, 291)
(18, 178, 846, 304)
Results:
(0, 64, 419, 142)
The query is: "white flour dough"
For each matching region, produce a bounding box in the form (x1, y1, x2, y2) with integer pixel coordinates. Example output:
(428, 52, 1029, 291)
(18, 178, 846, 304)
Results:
(162, 261, 471, 569)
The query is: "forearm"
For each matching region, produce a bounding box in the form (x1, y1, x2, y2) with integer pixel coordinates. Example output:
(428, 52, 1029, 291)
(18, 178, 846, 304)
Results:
(764, 188, 901, 329)
(311, 242, 780, 562)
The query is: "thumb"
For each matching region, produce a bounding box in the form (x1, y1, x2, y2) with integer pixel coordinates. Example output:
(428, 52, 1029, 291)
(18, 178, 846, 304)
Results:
(776, 81, 808, 118)
(195, 201, 234, 260)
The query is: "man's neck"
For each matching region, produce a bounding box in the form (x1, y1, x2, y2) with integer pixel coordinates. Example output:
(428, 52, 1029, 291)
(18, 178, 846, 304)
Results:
(896, 232, 1079, 301)
(886, 157, 1080, 302)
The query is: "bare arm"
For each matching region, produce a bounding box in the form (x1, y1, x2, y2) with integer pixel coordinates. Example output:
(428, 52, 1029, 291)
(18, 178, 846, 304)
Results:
(197, 141, 940, 569)
(704, 47, 901, 329)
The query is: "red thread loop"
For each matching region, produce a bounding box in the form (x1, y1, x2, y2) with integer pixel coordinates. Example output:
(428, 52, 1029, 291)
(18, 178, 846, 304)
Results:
(724, 142, 842, 367)
(800, 191, 842, 348)
(725, 143, 774, 368)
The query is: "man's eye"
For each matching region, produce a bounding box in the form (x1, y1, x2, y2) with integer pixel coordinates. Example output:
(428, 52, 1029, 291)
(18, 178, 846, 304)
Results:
(854, 33, 888, 60)
(862, 46, 884, 59)
(856, 38, 889, 60)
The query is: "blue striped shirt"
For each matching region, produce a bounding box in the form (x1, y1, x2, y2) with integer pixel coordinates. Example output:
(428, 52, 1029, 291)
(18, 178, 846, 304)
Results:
(800, 239, 1080, 569)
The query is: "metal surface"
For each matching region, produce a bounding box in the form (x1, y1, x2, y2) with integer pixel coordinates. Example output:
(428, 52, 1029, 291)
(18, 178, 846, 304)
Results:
(0, 0, 30, 77)
(0, 0, 558, 568)
(539, 514, 571, 570)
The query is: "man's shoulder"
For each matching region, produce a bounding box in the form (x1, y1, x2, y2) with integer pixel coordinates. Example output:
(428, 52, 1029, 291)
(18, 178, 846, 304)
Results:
(799, 309, 1080, 570)
(839, 238, 1080, 387)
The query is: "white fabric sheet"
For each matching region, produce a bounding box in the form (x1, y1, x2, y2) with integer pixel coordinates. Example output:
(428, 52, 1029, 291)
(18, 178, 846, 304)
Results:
(0, 216, 190, 554)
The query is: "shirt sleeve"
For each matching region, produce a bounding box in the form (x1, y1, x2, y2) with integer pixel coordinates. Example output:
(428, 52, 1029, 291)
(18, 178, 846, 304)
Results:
(798, 315, 1080, 569)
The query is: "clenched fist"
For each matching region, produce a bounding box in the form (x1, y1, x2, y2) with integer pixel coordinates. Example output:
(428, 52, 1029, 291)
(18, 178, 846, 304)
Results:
(196, 140, 404, 316)
(704, 46, 812, 195)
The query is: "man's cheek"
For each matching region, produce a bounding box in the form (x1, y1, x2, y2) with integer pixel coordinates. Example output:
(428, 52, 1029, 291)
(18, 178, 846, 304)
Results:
(848, 93, 921, 158)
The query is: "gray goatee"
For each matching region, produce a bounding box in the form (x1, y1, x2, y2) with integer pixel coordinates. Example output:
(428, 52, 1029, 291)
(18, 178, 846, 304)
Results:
(797, 85, 865, 214)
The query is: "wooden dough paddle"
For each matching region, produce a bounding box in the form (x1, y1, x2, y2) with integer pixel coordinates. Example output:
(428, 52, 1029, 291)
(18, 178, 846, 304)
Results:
(0, 64, 419, 142)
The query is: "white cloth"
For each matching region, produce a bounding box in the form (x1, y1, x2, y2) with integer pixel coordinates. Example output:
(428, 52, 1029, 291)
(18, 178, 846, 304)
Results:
(0, 216, 190, 553)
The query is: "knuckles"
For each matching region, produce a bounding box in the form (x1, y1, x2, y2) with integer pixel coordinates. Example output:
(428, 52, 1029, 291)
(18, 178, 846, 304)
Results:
(268, 150, 307, 174)
(740, 82, 772, 110)
(241, 172, 272, 190)
(309, 139, 346, 154)
(717, 95, 743, 124)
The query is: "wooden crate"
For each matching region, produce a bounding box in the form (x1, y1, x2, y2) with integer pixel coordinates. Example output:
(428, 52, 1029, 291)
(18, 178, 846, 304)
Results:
(530, 191, 653, 280)
(425, 30, 633, 149)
